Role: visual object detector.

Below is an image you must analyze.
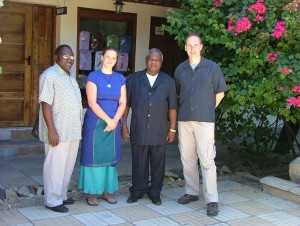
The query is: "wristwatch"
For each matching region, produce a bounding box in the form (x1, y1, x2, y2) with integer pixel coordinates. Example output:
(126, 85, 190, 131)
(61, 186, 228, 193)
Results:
(169, 129, 176, 133)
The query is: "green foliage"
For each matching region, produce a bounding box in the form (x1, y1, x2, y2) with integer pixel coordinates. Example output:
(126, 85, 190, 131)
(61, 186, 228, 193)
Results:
(164, 0, 300, 176)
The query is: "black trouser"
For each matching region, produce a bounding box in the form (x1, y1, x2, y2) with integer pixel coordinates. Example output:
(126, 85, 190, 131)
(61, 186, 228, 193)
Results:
(129, 144, 166, 198)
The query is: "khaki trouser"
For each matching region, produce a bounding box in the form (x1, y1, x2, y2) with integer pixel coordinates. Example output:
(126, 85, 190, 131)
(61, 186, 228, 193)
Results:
(43, 140, 79, 207)
(178, 121, 218, 203)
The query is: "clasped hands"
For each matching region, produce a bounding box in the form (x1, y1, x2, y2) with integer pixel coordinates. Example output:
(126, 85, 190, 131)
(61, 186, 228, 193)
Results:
(104, 118, 118, 132)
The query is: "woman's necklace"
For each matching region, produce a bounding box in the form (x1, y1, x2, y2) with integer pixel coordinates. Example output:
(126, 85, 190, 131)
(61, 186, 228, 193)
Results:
(103, 74, 113, 88)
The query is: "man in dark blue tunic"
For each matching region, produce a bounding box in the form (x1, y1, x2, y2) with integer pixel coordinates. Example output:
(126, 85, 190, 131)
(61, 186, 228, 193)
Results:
(122, 48, 177, 205)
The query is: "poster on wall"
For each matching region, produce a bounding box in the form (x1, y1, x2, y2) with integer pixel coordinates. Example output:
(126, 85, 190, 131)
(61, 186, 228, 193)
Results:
(116, 52, 128, 72)
(79, 50, 92, 70)
(94, 51, 103, 71)
(79, 31, 90, 50)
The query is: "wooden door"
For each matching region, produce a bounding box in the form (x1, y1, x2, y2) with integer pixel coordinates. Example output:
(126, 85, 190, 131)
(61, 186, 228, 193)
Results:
(149, 17, 186, 76)
(0, 2, 55, 126)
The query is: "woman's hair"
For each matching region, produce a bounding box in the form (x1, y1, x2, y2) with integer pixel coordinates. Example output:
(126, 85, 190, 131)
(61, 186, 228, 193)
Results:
(102, 46, 119, 56)
(55, 44, 72, 56)
(146, 48, 163, 61)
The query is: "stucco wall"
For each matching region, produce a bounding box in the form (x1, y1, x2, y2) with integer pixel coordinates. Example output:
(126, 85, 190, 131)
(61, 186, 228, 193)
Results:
(7, 0, 171, 71)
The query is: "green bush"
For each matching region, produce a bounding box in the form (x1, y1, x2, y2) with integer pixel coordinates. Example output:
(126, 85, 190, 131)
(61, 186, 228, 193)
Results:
(164, 0, 300, 176)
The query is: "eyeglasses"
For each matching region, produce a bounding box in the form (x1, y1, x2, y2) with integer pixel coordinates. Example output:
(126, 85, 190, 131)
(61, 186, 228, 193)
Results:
(62, 55, 75, 60)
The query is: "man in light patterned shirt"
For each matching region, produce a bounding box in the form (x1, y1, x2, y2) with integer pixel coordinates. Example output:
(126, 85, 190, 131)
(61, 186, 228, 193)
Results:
(39, 45, 82, 213)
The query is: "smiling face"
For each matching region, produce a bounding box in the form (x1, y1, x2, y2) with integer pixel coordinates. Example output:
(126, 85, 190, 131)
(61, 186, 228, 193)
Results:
(146, 52, 163, 76)
(185, 35, 203, 60)
(55, 47, 74, 73)
(101, 49, 118, 69)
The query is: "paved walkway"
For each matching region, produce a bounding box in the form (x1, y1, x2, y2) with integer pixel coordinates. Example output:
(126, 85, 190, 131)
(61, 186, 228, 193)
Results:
(0, 144, 300, 225)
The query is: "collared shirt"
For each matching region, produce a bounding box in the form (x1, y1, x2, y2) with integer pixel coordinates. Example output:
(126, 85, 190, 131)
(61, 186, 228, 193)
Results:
(174, 57, 228, 122)
(126, 69, 177, 145)
(39, 63, 83, 143)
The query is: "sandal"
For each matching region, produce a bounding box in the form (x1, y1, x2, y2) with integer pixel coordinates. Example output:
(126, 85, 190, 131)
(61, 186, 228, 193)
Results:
(101, 193, 117, 204)
(86, 197, 98, 206)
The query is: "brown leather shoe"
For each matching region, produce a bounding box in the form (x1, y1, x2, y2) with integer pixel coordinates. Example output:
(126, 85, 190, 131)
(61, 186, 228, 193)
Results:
(178, 194, 199, 204)
(207, 202, 218, 216)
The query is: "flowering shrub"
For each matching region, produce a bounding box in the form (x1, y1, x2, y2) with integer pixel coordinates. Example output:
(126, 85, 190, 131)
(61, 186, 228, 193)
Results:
(164, 0, 300, 175)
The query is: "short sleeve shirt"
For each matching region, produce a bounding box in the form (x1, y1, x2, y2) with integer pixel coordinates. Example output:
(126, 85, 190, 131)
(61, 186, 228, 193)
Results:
(39, 64, 83, 143)
(174, 57, 228, 122)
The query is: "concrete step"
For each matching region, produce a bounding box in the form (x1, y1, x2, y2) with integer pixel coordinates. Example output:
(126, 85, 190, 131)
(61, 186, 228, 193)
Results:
(0, 127, 36, 141)
(0, 139, 44, 157)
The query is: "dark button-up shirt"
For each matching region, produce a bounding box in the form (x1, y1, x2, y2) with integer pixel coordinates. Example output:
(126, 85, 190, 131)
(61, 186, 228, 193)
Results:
(126, 69, 177, 145)
(174, 57, 228, 122)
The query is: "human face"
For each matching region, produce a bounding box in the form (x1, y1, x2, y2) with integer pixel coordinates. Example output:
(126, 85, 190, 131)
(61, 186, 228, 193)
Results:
(101, 50, 118, 69)
(146, 52, 162, 75)
(55, 47, 74, 73)
(185, 35, 203, 59)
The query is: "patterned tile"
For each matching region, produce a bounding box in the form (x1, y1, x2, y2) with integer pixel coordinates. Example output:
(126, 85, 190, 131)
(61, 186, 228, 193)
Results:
(133, 217, 181, 226)
(170, 210, 219, 225)
(217, 181, 245, 192)
(111, 205, 161, 222)
(73, 213, 107, 226)
(145, 200, 193, 216)
(0, 209, 30, 225)
(17, 206, 69, 221)
(200, 206, 250, 222)
(219, 192, 249, 204)
(228, 200, 276, 215)
(226, 216, 274, 226)
(68, 200, 106, 214)
(258, 197, 299, 210)
(257, 211, 300, 226)
(160, 187, 186, 200)
(31, 215, 82, 226)
(231, 186, 270, 200)
(93, 211, 127, 225)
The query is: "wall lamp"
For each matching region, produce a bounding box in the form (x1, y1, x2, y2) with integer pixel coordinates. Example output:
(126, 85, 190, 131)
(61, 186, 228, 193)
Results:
(114, 0, 124, 14)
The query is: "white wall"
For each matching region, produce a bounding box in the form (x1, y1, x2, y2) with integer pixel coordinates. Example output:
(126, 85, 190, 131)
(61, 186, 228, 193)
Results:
(7, 0, 171, 71)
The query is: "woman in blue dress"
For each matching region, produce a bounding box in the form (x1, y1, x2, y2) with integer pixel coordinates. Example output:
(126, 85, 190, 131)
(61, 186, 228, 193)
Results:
(78, 46, 126, 205)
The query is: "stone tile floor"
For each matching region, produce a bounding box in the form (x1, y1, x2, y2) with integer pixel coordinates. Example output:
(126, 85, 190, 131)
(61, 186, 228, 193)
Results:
(0, 143, 300, 225)
(0, 180, 300, 225)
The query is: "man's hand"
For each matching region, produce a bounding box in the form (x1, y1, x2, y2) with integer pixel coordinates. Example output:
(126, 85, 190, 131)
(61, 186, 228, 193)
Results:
(122, 124, 130, 142)
(166, 131, 175, 143)
(48, 127, 59, 147)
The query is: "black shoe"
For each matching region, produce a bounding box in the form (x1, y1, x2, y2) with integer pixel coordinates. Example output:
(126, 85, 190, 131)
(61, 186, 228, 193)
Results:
(207, 202, 218, 216)
(45, 204, 69, 213)
(127, 195, 138, 203)
(63, 198, 75, 205)
(151, 197, 161, 205)
(178, 194, 199, 204)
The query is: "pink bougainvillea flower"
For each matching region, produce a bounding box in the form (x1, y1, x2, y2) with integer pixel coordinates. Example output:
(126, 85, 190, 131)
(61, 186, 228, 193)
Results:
(279, 87, 285, 91)
(254, 47, 258, 50)
(287, 96, 300, 107)
(281, 67, 293, 74)
(292, 86, 300, 92)
(248, 1, 267, 15)
(254, 15, 264, 22)
(235, 17, 251, 35)
(267, 52, 278, 63)
(271, 21, 286, 39)
(213, 0, 224, 7)
(243, 47, 248, 50)
(259, 35, 263, 39)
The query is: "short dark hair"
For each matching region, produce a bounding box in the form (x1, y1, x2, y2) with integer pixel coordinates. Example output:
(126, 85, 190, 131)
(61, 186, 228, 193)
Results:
(146, 48, 163, 61)
(55, 44, 72, 56)
(102, 46, 119, 56)
(185, 34, 202, 44)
